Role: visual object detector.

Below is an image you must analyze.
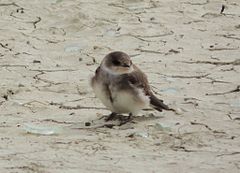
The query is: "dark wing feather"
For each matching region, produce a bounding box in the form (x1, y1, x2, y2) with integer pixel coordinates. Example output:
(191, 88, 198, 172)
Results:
(125, 65, 171, 112)
(126, 66, 151, 95)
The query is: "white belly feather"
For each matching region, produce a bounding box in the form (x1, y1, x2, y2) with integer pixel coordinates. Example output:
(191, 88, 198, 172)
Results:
(93, 81, 149, 114)
(111, 90, 149, 114)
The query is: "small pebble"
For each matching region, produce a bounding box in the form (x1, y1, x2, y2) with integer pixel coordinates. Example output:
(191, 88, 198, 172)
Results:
(174, 108, 184, 115)
(18, 84, 24, 87)
(33, 60, 41, 63)
(150, 17, 155, 20)
(93, 46, 99, 49)
(116, 27, 121, 31)
(85, 122, 91, 126)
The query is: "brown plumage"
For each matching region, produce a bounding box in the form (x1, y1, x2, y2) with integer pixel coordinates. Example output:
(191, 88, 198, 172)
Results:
(122, 65, 171, 112)
(91, 51, 171, 115)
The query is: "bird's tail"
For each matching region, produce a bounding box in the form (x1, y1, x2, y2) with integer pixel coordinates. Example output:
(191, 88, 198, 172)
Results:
(149, 93, 173, 112)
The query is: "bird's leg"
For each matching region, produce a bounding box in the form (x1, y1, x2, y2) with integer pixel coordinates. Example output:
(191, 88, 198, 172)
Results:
(128, 113, 133, 120)
(105, 112, 118, 121)
(105, 112, 134, 126)
(119, 113, 133, 126)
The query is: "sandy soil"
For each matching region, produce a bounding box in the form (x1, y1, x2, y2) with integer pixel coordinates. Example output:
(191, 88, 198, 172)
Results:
(0, 0, 240, 172)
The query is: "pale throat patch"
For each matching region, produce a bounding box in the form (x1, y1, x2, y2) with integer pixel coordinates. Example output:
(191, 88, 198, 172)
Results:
(102, 63, 134, 75)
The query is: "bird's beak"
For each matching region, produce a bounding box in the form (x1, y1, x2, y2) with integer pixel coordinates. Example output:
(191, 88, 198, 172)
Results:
(122, 63, 130, 67)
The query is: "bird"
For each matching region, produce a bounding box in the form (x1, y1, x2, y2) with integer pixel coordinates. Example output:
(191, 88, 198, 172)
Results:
(90, 51, 172, 122)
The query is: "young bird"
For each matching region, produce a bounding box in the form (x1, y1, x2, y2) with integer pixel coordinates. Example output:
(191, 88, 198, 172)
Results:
(91, 51, 172, 121)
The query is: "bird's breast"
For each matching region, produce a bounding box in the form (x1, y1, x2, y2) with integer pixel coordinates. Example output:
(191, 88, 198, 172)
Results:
(111, 87, 150, 114)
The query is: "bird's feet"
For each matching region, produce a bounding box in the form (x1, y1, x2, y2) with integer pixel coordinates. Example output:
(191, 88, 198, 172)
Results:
(119, 113, 133, 126)
(105, 112, 118, 121)
(105, 112, 133, 126)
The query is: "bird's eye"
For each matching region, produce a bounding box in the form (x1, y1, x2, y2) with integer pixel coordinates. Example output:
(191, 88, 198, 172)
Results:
(112, 60, 121, 66)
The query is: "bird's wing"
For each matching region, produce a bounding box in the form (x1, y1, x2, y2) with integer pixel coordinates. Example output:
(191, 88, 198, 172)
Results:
(91, 66, 113, 103)
(124, 65, 171, 112)
(90, 66, 100, 87)
(125, 66, 151, 96)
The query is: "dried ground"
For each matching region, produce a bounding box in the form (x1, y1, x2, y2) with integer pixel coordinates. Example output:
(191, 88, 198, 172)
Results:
(0, 0, 240, 172)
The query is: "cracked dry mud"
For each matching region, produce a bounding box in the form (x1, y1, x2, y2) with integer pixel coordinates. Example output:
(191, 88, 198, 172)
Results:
(0, 0, 240, 173)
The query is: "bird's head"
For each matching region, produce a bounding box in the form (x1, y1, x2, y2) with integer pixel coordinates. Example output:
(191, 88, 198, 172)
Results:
(101, 51, 133, 75)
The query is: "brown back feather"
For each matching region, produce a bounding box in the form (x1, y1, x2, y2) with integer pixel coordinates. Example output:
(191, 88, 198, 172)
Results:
(126, 65, 170, 111)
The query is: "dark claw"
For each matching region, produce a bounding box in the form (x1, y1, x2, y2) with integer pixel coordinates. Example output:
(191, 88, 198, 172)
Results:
(105, 112, 118, 121)
(119, 113, 133, 126)
(104, 112, 134, 126)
